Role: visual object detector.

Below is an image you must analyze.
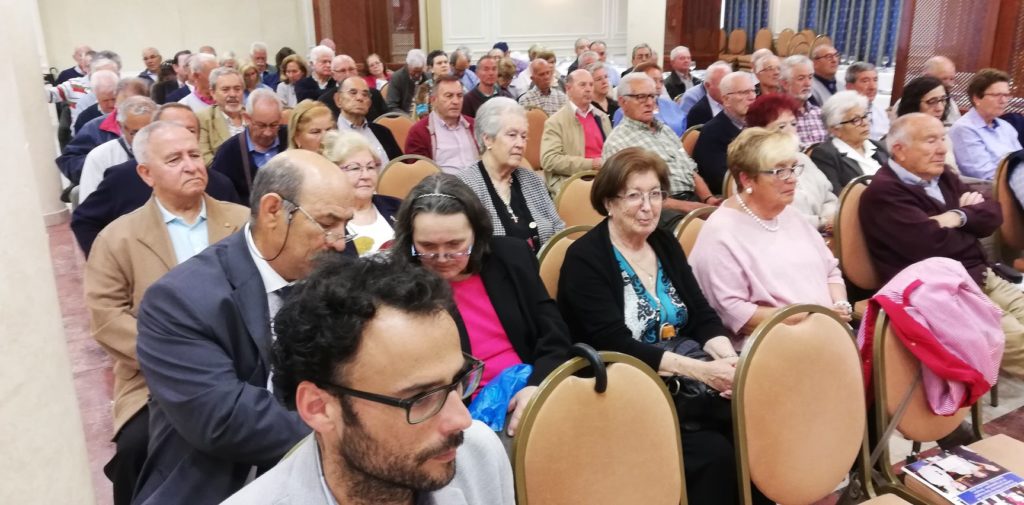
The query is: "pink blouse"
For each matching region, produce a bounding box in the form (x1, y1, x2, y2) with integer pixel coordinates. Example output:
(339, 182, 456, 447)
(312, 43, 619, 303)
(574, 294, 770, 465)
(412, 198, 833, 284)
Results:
(450, 274, 523, 388)
(688, 205, 844, 338)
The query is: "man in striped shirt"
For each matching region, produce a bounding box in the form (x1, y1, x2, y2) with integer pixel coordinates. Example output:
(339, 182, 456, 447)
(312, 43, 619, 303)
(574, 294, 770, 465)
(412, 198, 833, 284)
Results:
(781, 55, 828, 150)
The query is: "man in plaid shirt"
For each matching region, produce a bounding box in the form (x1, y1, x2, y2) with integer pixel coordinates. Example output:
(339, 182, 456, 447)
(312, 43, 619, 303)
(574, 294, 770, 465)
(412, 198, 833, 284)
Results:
(517, 59, 567, 116)
(781, 55, 829, 150)
(603, 73, 718, 212)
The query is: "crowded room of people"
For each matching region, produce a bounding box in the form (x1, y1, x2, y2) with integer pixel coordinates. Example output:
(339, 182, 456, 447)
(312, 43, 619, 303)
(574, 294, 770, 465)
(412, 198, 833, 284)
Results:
(9, 0, 1024, 503)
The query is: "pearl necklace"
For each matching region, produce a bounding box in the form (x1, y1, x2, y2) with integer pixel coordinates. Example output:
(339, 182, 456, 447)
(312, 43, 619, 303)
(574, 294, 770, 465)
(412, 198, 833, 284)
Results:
(735, 194, 780, 232)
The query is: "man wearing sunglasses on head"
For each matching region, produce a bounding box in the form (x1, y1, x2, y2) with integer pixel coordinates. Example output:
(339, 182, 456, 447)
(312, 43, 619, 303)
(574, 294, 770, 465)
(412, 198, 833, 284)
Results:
(223, 255, 515, 505)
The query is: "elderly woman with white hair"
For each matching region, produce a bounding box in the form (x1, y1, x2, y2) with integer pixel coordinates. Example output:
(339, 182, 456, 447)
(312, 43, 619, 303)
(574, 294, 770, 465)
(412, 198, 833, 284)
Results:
(810, 90, 890, 194)
(457, 97, 564, 253)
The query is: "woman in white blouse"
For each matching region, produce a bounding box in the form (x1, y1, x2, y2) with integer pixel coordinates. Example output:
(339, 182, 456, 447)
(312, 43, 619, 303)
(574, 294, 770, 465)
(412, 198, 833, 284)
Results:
(275, 54, 308, 109)
(811, 90, 890, 195)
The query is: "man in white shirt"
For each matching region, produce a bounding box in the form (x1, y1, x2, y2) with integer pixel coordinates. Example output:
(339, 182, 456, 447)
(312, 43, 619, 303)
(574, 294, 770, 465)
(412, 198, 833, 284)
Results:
(178, 53, 218, 112)
(335, 77, 400, 163)
(78, 96, 158, 202)
(846, 61, 890, 140)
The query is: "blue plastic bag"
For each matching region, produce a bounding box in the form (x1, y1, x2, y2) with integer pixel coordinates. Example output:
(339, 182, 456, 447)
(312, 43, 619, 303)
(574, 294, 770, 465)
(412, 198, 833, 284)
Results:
(468, 364, 532, 431)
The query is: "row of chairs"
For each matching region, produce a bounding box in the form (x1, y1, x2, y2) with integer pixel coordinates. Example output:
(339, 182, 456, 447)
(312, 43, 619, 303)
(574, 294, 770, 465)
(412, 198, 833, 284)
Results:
(719, 28, 833, 70)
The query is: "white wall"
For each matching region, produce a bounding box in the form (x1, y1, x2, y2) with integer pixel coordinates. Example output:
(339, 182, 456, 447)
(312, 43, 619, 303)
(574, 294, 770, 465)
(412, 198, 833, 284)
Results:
(440, 0, 631, 64)
(38, 0, 314, 74)
(769, 0, 802, 34)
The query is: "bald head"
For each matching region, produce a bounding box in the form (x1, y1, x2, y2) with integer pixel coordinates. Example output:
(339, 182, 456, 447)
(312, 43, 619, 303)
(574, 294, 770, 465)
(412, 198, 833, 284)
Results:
(565, 69, 594, 108)
(331, 54, 358, 83)
(924, 56, 957, 89)
(530, 58, 553, 92)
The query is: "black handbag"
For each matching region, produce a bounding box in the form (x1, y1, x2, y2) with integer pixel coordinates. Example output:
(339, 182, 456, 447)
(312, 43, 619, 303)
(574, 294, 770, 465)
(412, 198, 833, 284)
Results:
(655, 337, 731, 431)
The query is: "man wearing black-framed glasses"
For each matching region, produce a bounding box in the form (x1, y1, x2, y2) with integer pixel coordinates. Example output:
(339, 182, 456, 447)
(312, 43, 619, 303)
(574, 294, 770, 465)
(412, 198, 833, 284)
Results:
(223, 255, 515, 505)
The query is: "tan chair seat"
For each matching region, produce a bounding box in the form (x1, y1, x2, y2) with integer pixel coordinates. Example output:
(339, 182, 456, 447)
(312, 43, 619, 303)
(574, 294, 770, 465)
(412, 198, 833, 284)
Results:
(904, 434, 1024, 504)
(863, 494, 913, 504)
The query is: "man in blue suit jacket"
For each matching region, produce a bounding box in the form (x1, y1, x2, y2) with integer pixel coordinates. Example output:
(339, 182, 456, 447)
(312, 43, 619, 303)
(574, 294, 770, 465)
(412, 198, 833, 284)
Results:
(133, 150, 356, 505)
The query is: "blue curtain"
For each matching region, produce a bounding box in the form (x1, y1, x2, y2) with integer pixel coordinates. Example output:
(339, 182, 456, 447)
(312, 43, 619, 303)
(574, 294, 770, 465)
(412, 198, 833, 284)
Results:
(723, 0, 771, 51)
(800, 0, 902, 66)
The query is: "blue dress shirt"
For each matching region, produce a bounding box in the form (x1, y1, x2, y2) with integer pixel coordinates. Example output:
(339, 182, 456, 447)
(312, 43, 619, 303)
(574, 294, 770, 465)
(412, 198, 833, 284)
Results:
(612, 97, 687, 136)
(155, 198, 209, 264)
(246, 129, 282, 169)
(949, 108, 1023, 180)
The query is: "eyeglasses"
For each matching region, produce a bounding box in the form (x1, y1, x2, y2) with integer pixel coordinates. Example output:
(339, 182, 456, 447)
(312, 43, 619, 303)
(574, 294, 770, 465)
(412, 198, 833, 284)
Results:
(837, 113, 871, 127)
(621, 93, 658, 103)
(726, 89, 757, 97)
(983, 92, 1013, 99)
(283, 199, 355, 244)
(339, 162, 381, 174)
(411, 245, 473, 261)
(756, 65, 780, 73)
(813, 52, 839, 61)
(616, 190, 668, 206)
(922, 95, 949, 107)
(760, 163, 805, 180)
(320, 353, 485, 424)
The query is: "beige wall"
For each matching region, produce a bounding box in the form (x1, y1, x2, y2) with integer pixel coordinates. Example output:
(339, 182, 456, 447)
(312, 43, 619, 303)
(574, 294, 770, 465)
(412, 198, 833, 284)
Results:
(770, 0, 802, 34)
(38, 0, 314, 74)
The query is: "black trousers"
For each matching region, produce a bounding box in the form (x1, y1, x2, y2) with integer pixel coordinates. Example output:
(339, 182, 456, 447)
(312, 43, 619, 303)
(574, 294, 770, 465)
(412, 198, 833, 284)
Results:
(103, 407, 149, 505)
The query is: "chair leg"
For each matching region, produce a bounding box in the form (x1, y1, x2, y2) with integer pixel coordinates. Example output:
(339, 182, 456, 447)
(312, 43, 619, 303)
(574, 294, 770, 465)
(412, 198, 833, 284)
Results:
(990, 379, 1000, 407)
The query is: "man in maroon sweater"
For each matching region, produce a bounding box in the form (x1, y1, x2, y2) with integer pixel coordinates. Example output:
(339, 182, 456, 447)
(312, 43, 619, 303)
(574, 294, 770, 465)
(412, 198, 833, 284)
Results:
(861, 113, 1023, 377)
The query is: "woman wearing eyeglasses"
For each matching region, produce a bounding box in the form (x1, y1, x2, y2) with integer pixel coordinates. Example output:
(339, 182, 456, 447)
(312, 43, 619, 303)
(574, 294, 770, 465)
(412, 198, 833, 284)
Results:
(897, 76, 960, 172)
(689, 128, 849, 347)
(810, 90, 890, 195)
(557, 147, 751, 505)
(321, 131, 401, 255)
(392, 173, 572, 437)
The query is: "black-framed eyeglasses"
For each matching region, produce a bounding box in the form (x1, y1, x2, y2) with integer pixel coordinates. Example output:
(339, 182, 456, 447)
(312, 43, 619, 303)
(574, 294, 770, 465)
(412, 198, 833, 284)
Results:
(922, 95, 950, 107)
(813, 52, 839, 61)
(411, 245, 473, 261)
(319, 353, 485, 424)
(760, 163, 804, 181)
(621, 93, 658, 102)
(837, 113, 871, 127)
(282, 199, 355, 244)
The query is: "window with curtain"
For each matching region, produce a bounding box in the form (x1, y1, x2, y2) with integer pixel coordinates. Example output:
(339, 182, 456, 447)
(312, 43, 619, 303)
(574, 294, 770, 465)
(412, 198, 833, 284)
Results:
(800, 0, 902, 67)
(723, 0, 770, 51)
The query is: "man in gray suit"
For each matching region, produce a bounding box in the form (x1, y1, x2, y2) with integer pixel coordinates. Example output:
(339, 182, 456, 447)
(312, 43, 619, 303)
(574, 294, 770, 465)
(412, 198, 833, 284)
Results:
(133, 149, 355, 505)
(223, 255, 515, 505)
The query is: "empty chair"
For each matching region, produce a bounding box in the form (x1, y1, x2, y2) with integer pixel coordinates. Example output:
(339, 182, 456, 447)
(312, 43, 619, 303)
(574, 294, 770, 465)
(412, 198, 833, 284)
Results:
(777, 29, 796, 57)
(373, 112, 414, 154)
(737, 28, 773, 70)
(377, 154, 441, 199)
(524, 107, 548, 172)
(537, 225, 592, 299)
(514, 344, 686, 505)
(719, 29, 748, 66)
(674, 206, 714, 257)
(554, 171, 602, 228)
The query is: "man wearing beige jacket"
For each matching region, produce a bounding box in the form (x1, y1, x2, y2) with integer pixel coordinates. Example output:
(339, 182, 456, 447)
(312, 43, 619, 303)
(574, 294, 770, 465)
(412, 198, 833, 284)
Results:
(540, 69, 611, 196)
(84, 120, 249, 505)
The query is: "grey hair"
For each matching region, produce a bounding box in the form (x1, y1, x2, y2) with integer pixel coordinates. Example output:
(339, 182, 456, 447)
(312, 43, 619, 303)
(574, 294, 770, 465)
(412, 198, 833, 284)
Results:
(406, 48, 427, 68)
(116, 96, 157, 122)
(219, 51, 237, 66)
(781, 55, 813, 82)
(116, 77, 150, 98)
(209, 66, 242, 89)
(309, 45, 335, 62)
(589, 40, 607, 49)
(250, 42, 268, 55)
(845, 61, 877, 85)
(246, 88, 281, 115)
(631, 43, 653, 59)
(704, 62, 733, 84)
(923, 55, 955, 75)
(473, 97, 526, 152)
(89, 58, 118, 74)
(886, 112, 931, 153)
(755, 54, 781, 73)
(90, 70, 119, 94)
(578, 50, 600, 68)
(750, 48, 773, 68)
(719, 71, 753, 95)
(133, 120, 186, 165)
(583, 61, 606, 76)
(321, 130, 380, 166)
(670, 46, 691, 60)
(575, 37, 591, 47)
(154, 102, 195, 121)
(617, 72, 655, 99)
(821, 90, 869, 128)
(450, 48, 469, 64)
(95, 50, 122, 70)
(249, 153, 306, 219)
(189, 53, 217, 74)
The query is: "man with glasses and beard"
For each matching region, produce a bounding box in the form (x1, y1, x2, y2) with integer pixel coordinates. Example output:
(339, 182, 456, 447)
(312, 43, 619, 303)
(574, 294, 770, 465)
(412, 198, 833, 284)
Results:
(133, 150, 355, 505)
(222, 255, 515, 505)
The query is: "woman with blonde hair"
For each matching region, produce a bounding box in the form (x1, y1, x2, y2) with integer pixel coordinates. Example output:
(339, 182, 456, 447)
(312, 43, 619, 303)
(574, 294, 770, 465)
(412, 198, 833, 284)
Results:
(287, 99, 335, 151)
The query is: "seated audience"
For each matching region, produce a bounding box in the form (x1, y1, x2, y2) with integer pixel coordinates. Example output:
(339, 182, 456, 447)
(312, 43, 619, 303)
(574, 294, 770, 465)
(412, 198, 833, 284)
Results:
(781, 55, 829, 149)
(393, 174, 573, 435)
(845, 61, 890, 140)
(56, 44, 92, 85)
(692, 71, 756, 195)
(250, 42, 278, 89)
(287, 100, 335, 151)
(587, 61, 619, 118)
(921, 55, 963, 124)
(557, 147, 751, 505)
(321, 131, 401, 255)
(209, 89, 287, 201)
(178, 53, 218, 113)
(79, 96, 157, 202)
(604, 73, 717, 213)
(222, 254, 515, 505)
(293, 45, 335, 102)
(463, 56, 512, 118)
(133, 149, 355, 505)
(275, 54, 308, 108)
(754, 54, 783, 96)
(334, 76, 402, 162)
(72, 70, 120, 134)
(197, 67, 246, 165)
(219, 51, 238, 69)
(138, 47, 162, 83)
(517, 59, 567, 116)
(689, 128, 848, 345)
(164, 54, 199, 104)
(151, 50, 191, 105)
(72, 55, 124, 127)
(683, 62, 731, 127)
(541, 69, 611, 196)
(241, 62, 273, 100)
(451, 47, 479, 93)
(665, 46, 701, 99)
(318, 54, 387, 122)
(810, 44, 840, 106)
(497, 57, 520, 98)
(49, 57, 119, 126)
(363, 52, 392, 90)
(77, 77, 150, 136)
(619, 42, 655, 76)
(949, 68, 1022, 180)
(84, 120, 249, 505)
(386, 49, 428, 113)
(811, 90, 890, 194)
(405, 74, 478, 173)
(589, 40, 620, 87)
(71, 104, 241, 255)
(860, 113, 1023, 378)
(456, 97, 564, 253)
(615, 62, 687, 137)
(896, 76, 960, 172)
(746, 93, 838, 231)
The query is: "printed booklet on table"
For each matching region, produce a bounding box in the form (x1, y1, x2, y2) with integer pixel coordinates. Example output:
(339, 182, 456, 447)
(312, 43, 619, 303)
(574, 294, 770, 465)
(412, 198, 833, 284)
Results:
(903, 446, 1024, 504)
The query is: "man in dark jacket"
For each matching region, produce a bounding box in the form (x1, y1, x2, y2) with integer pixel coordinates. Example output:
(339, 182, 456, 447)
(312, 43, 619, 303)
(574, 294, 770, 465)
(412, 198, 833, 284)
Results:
(692, 72, 755, 194)
(385, 49, 427, 113)
(209, 91, 287, 202)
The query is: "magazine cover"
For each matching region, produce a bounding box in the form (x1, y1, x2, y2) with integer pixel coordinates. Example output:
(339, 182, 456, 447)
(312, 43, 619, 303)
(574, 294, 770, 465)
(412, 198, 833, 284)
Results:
(903, 446, 1024, 504)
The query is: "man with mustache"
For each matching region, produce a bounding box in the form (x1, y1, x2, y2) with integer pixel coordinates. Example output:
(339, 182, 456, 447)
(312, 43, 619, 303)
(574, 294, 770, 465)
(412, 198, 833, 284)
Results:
(209, 89, 288, 202)
(781, 55, 828, 150)
(133, 149, 356, 505)
(197, 67, 246, 165)
(222, 255, 515, 505)
(84, 120, 249, 505)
